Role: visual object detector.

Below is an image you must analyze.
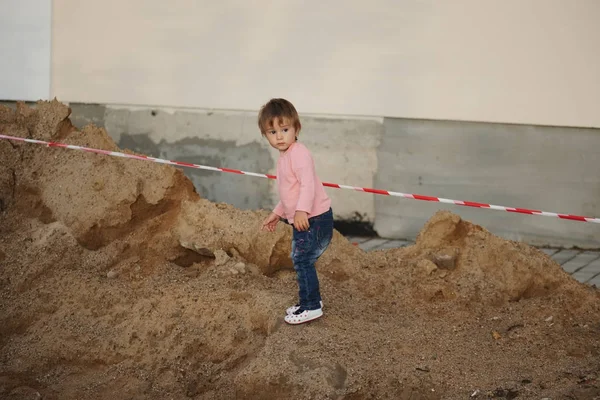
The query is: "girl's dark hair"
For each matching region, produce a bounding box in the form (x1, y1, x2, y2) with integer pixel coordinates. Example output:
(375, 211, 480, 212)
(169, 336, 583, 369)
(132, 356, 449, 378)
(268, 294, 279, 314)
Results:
(258, 98, 301, 135)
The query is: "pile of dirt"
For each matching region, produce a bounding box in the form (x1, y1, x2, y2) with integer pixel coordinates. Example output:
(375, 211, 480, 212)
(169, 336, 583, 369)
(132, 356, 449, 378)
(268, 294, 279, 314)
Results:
(1, 101, 599, 399)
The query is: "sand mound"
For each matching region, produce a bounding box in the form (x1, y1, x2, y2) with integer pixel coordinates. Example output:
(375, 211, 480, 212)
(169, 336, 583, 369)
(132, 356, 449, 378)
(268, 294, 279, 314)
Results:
(386, 211, 576, 305)
(1, 101, 599, 399)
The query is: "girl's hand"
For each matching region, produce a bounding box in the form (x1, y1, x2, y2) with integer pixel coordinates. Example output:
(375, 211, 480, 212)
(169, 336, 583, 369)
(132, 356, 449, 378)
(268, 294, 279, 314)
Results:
(261, 212, 280, 232)
(293, 211, 309, 231)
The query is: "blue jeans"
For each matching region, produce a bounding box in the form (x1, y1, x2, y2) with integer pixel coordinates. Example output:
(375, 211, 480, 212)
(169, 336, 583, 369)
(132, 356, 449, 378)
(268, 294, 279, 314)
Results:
(291, 208, 333, 311)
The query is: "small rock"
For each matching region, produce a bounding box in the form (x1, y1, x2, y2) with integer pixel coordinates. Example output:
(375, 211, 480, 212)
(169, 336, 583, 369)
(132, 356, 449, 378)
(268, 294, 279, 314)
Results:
(545, 316, 553, 322)
(229, 268, 239, 275)
(179, 241, 215, 258)
(417, 259, 438, 275)
(431, 247, 459, 270)
(106, 270, 119, 279)
(214, 249, 230, 267)
(246, 263, 261, 275)
(191, 245, 215, 258)
(229, 247, 241, 258)
(233, 262, 246, 273)
(492, 331, 502, 340)
(471, 389, 480, 397)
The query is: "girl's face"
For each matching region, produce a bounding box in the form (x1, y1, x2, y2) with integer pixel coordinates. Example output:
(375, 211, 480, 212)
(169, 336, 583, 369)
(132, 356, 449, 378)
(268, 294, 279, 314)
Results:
(264, 118, 298, 153)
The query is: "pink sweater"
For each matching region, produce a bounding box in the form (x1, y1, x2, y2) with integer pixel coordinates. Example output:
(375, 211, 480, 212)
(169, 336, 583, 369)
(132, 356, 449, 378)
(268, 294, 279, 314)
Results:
(273, 142, 331, 223)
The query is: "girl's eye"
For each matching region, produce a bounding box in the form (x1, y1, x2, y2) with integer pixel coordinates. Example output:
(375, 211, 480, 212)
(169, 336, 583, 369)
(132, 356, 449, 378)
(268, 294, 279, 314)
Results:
(283, 128, 288, 132)
(269, 131, 276, 135)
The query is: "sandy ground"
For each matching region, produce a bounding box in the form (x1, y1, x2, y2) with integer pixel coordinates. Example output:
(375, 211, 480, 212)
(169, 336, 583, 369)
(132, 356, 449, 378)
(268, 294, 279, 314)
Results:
(1, 101, 599, 399)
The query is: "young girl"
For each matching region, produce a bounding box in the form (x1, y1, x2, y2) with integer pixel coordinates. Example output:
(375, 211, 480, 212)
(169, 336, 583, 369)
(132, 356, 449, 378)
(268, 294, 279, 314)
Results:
(259, 98, 333, 325)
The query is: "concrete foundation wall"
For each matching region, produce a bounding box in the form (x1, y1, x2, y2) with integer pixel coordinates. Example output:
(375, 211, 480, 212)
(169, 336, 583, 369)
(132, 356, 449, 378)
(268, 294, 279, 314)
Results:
(69, 104, 383, 223)
(65, 103, 600, 248)
(374, 119, 600, 248)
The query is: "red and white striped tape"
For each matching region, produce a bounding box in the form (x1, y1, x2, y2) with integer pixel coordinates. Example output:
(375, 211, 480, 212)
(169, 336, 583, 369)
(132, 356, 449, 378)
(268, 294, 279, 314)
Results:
(1, 133, 599, 224)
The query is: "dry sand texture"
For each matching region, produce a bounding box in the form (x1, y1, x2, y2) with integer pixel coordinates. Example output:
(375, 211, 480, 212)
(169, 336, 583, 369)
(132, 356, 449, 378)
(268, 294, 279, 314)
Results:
(1, 101, 599, 399)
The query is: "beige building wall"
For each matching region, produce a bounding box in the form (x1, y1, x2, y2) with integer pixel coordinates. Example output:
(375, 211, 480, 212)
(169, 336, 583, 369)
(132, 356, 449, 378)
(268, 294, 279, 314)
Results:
(1, 0, 51, 100)
(52, 0, 600, 128)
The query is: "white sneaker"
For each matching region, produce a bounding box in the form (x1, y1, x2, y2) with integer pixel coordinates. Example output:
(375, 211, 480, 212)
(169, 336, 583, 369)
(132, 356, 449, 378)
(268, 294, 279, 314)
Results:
(286, 301, 323, 315)
(284, 308, 323, 325)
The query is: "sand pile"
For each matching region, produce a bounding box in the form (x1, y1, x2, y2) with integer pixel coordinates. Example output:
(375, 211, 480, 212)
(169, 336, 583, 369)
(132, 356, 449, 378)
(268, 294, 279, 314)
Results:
(1, 101, 599, 399)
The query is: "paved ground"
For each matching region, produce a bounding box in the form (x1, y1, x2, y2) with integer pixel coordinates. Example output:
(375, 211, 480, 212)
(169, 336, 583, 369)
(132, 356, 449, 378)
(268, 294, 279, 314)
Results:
(346, 236, 600, 287)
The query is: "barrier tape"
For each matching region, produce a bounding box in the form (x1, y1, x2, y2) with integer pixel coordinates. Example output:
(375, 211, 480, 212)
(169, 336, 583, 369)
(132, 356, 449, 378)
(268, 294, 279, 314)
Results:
(1, 133, 599, 224)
